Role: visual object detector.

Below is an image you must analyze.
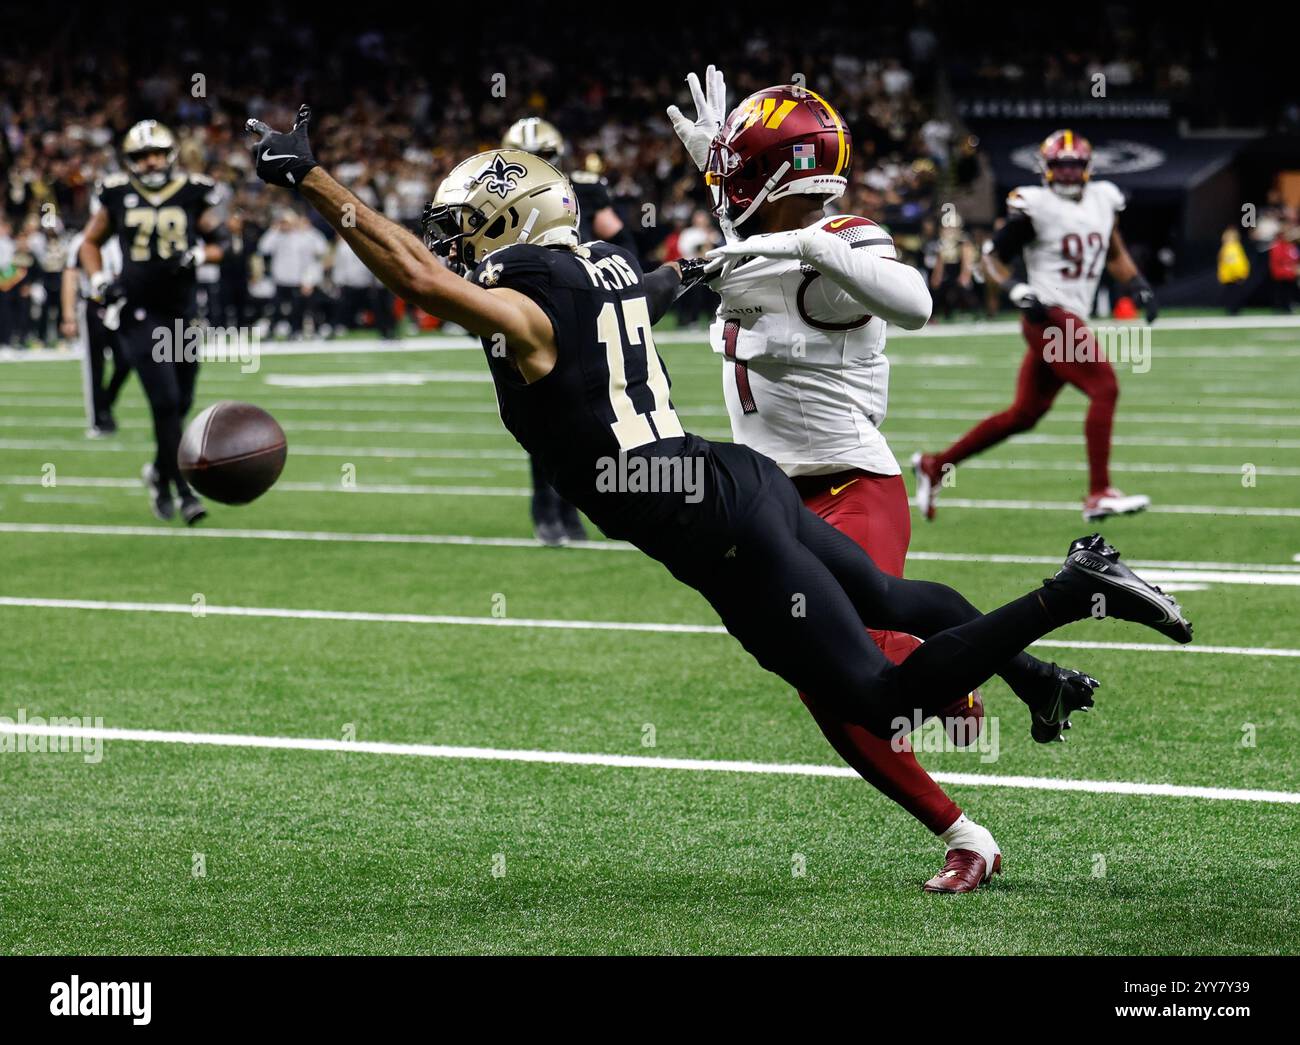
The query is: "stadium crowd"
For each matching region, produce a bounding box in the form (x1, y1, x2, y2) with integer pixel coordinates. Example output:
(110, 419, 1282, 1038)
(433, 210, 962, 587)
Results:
(0, 4, 981, 345)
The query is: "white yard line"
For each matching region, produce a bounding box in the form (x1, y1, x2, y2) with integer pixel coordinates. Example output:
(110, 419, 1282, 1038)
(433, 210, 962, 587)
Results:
(0, 474, 1294, 514)
(7, 522, 1300, 582)
(0, 521, 624, 551)
(0, 720, 1294, 805)
(0, 595, 1296, 658)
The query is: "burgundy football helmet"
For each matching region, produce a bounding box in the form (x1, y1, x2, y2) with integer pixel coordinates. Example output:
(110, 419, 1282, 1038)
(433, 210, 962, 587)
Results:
(706, 85, 852, 228)
(1039, 129, 1093, 199)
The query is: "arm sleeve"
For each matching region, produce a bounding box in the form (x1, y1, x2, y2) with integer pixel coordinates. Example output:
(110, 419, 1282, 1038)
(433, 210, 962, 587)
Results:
(990, 214, 1035, 264)
(642, 263, 682, 326)
(801, 218, 932, 330)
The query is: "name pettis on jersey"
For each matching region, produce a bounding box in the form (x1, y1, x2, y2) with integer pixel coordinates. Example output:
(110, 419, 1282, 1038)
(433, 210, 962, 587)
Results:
(575, 250, 639, 291)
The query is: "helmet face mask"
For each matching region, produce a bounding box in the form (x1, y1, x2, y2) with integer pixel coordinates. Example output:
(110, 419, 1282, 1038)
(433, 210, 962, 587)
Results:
(1039, 129, 1092, 200)
(706, 85, 852, 228)
(422, 149, 579, 275)
(122, 120, 177, 190)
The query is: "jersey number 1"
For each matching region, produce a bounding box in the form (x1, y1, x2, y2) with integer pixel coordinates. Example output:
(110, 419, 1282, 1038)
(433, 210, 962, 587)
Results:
(596, 297, 684, 451)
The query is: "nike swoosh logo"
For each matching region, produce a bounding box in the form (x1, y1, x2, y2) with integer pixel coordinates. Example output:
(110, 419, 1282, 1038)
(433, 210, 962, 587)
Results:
(828, 218, 853, 229)
(829, 479, 860, 496)
(261, 151, 299, 162)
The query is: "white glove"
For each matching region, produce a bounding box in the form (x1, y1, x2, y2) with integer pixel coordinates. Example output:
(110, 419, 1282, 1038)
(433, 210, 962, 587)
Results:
(666, 64, 728, 172)
(87, 270, 112, 303)
(706, 228, 811, 263)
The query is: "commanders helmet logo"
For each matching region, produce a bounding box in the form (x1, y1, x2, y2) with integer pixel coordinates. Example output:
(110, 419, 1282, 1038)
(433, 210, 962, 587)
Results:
(475, 155, 529, 199)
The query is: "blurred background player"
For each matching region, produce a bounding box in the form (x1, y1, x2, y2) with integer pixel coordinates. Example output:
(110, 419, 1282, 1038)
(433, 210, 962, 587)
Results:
(671, 71, 1098, 893)
(913, 129, 1157, 523)
(501, 116, 639, 545)
(63, 207, 129, 436)
(79, 119, 224, 524)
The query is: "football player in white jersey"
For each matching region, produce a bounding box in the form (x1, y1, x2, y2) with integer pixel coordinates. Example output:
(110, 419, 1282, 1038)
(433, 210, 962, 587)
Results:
(670, 73, 1101, 893)
(914, 130, 1157, 523)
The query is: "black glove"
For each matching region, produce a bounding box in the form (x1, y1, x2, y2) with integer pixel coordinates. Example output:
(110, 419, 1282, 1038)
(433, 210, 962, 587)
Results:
(246, 104, 318, 188)
(164, 244, 206, 275)
(1130, 274, 1158, 324)
(677, 255, 725, 297)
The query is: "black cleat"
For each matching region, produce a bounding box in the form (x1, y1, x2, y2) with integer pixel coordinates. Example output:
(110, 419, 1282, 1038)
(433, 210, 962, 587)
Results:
(1029, 665, 1100, 744)
(142, 463, 175, 521)
(180, 494, 207, 526)
(534, 519, 568, 547)
(1046, 533, 1194, 644)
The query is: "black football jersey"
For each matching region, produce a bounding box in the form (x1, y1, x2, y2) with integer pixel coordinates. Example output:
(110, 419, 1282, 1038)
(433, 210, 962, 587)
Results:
(471, 241, 717, 541)
(95, 171, 220, 313)
(569, 170, 612, 244)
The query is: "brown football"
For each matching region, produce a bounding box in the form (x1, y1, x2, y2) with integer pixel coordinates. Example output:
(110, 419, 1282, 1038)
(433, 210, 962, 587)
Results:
(178, 401, 287, 505)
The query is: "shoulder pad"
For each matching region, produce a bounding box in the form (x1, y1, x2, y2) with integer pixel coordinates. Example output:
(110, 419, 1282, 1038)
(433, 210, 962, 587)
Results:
(1005, 186, 1042, 215)
(817, 214, 896, 256)
(1091, 179, 1126, 212)
(473, 243, 552, 287)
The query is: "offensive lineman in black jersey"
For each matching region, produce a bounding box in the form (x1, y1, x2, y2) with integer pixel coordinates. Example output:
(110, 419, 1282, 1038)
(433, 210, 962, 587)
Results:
(247, 106, 1192, 751)
(80, 120, 225, 524)
(501, 116, 639, 546)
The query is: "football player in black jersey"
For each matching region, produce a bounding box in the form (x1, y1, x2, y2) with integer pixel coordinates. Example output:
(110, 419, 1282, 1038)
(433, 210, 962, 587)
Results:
(246, 106, 1192, 761)
(501, 116, 639, 546)
(79, 120, 225, 524)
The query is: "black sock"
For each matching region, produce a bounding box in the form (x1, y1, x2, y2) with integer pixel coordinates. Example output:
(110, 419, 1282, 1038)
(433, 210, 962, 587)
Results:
(891, 586, 1086, 721)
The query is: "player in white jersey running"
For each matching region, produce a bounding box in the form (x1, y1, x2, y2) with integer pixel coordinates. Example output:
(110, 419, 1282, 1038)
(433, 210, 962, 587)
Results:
(914, 129, 1158, 523)
(669, 73, 1101, 893)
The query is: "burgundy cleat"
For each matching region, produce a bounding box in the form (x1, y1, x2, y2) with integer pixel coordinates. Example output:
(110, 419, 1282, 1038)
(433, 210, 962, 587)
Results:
(923, 849, 1003, 894)
(938, 686, 984, 748)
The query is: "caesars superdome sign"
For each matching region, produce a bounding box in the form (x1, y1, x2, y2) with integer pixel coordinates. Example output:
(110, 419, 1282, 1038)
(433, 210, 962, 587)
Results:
(1011, 139, 1168, 176)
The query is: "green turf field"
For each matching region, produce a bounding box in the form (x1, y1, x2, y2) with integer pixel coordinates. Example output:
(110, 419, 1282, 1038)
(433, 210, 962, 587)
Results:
(1, 317, 1298, 955)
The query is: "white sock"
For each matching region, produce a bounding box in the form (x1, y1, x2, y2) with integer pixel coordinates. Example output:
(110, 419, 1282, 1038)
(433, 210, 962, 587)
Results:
(939, 814, 1000, 873)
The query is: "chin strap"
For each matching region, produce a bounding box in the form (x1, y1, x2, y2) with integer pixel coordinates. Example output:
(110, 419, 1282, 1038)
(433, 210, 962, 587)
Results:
(516, 207, 541, 244)
(727, 160, 791, 230)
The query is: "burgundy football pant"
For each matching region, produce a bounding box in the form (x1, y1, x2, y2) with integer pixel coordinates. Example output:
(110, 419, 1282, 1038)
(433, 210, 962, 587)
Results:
(794, 471, 963, 835)
(937, 307, 1120, 494)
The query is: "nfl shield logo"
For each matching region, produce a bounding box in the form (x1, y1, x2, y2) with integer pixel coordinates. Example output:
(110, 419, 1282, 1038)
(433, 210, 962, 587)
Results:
(792, 143, 816, 171)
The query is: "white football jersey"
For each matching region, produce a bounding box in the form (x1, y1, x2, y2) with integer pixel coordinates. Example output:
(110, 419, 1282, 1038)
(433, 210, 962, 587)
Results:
(709, 215, 907, 478)
(1008, 180, 1125, 317)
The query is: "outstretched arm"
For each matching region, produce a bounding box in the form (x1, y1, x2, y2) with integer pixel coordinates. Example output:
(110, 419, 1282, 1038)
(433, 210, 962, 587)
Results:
(708, 221, 932, 329)
(247, 106, 554, 361)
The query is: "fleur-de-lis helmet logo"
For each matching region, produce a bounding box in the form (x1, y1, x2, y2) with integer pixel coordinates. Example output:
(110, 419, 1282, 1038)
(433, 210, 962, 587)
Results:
(476, 154, 529, 199)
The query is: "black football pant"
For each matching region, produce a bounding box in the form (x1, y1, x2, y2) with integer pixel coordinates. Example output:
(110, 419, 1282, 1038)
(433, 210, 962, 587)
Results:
(119, 306, 199, 499)
(658, 453, 1083, 739)
(529, 455, 585, 531)
(80, 304, 130, 426)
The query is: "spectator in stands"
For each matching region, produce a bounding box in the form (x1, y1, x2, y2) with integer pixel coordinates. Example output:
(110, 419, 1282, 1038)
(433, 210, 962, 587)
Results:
(332, 238, 395, 339)
(1217, 226, 1251, 315)
(673, 210, 722, 328)
(0, 217, 31, 347)
(1267, 215, 1299, 313)
(259, 211, 328, 338)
